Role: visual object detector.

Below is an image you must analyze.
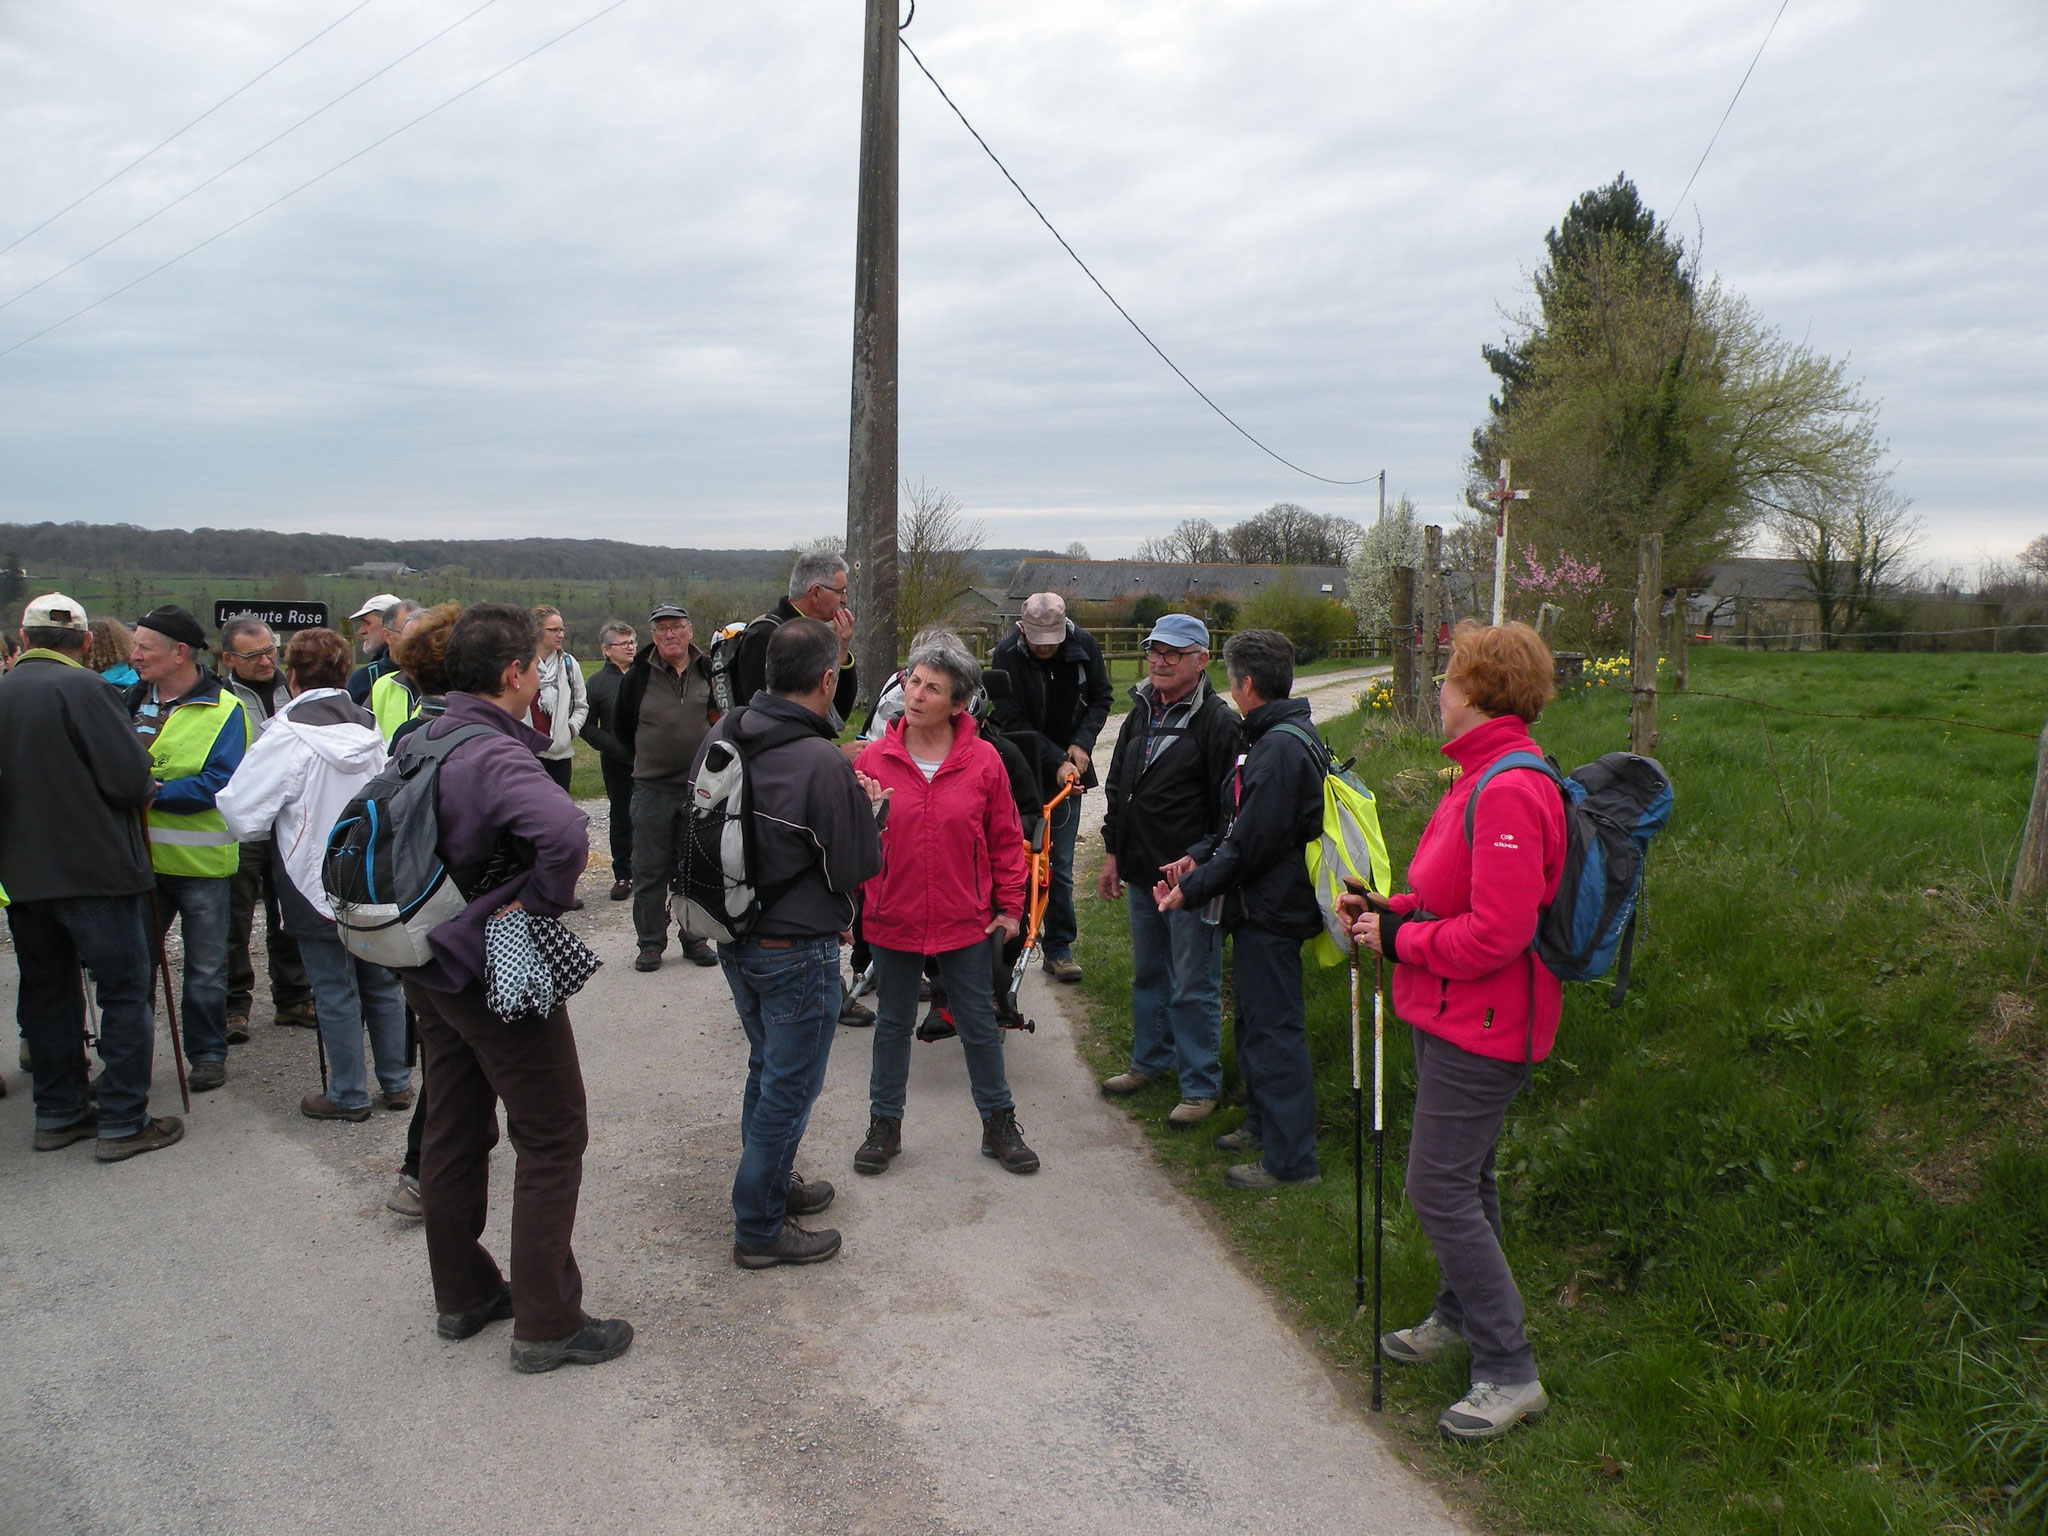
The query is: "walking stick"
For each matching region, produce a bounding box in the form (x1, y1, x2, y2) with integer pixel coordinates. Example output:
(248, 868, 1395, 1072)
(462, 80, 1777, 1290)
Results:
(1372, 950, 1387, 1413)
(1343, 874, 1385, 1412)
(139, 811, 192, 1113)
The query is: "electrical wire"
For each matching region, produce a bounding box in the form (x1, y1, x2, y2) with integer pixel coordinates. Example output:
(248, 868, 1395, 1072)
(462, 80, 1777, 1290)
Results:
(1671, 0, 1790, 213)
(0, 0, 633, 363)
(0, 0, 505, 315)
(0, 0, 378, 260)
(897, 35, 1375, 488)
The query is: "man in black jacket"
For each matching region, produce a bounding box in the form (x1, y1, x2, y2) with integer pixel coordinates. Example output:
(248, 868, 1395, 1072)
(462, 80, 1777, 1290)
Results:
(724, 550, 858, 724)
(614, 605, 719, 969)
(0, 594, 183, 1161)
(988, 593, 1112, 983)
(1095, 614, 1239, 1125)
(1156, 629, 1326, 1192)
(580, 620, 638, 901)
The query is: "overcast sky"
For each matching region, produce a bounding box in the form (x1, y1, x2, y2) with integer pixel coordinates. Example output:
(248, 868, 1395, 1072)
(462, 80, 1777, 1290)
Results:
(1, 0, 2041, 571)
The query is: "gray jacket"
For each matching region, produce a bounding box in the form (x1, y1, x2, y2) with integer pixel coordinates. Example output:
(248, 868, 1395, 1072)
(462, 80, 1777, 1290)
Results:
(691, 693, 880, 939)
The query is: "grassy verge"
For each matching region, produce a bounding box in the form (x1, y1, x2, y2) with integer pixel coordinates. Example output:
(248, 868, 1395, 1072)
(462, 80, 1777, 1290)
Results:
(1070, 649, 2048, 1535)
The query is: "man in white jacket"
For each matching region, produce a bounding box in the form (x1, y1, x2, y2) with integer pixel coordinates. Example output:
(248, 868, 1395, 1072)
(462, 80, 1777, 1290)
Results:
(218, 628, 411, 1122)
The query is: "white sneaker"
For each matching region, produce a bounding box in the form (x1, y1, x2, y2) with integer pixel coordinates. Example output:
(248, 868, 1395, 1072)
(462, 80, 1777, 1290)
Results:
(1437, 1379, 1548, 1440)
(1380, 1313, 1464, 1364)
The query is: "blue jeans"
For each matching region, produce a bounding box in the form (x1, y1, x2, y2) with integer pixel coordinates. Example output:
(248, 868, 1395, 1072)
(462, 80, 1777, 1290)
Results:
(718, 935, 842, 1247)
(1126, 888, 1223, 1099)
(9, 894, 158, 1139)
(1231, 925, 1320, 1182)
(869, 940, 1012, 1121)
(153, 874, 231, 1066)
(296, 929, 411, 1110)
(1040, 793, 1082, 960)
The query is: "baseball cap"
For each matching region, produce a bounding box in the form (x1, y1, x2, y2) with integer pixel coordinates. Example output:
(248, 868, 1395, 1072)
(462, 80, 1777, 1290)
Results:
(1019, 592, 1068, 645)
(1141, 614, 1210, 652)
(348, 593, 403, 621)
(22, 592, 88, 631)
(134, 605, 209, 650)
(648, 603, 690, 622)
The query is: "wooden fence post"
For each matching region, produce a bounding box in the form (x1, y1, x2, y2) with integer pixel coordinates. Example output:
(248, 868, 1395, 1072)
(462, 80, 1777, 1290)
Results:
(1673, 586, 1689, 693)
(2014, 718, 2048, 903)
(1422, 525, 1443, 729)
(1629, 534, 1663, 757)
(1392, 566, 1417, 723)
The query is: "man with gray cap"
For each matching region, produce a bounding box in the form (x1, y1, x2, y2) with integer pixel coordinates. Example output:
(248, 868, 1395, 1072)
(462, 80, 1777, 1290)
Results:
(988, 591, 1112, 983)
(613, 603, 720, 970)
(1095, 613, 1240, 1123)
(0, 594, 183, 1160)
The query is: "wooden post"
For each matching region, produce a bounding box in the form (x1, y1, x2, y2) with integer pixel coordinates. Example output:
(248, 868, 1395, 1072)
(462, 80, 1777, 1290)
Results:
(2014, 719, 2048, 904)
(1673, 586, 1689, 693)
(1629, 533, 1663, 756)
(1422, 525, 1443, 729)
(1391, 566, 1417, 724)
(844, 0, 899, 705)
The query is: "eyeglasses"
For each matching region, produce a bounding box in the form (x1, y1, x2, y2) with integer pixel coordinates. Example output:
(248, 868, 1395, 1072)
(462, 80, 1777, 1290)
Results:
(229, 646, 277, 661)
(603, 637, 636, 648)
(1145, 645, 1203, 661)
(1432, 671, 1449, 685)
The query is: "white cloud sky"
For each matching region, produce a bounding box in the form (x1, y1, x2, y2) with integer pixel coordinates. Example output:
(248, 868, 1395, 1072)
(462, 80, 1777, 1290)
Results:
(0, 0, 2041, 571)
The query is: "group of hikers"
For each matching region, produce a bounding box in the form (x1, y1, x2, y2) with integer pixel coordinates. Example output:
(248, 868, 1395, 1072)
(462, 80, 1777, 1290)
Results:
(2, 550, 1582, 1438)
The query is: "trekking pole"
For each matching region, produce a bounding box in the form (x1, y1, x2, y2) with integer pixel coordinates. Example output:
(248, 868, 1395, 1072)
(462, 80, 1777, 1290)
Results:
(1372, 950, 1387, 1413)
(138, 812, 191, 1113)
(1343, 874, 1384, 1413)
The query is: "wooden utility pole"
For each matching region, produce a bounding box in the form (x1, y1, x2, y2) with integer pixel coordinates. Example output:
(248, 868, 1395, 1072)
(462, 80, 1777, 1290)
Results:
(1673, 586, 1690, 693)
(1484, 459, 1530, 625)
(1422, 525, 1443, 729)
(1629, 533, 1663, 756)
(2014, 718, 2048, 903)
(1391, 567, 1417, 723)
(844, 0, 899, 703)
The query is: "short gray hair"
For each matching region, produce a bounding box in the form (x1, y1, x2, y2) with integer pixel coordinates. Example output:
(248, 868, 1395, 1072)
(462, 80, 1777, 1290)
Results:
(787, 550, 848, 602)
(598, 620, 635, 647)
(903, 627, 981, 706)
(220, 616, 273, 650)
(1222, 629, 1294, 702)
(386, 599, 422, 627)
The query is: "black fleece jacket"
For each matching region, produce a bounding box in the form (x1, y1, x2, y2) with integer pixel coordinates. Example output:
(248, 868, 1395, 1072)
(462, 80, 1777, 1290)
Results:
(1175, 695, 1325, 941)
(1099, 677, 1241, 890)
(987, 622, 1113, 798)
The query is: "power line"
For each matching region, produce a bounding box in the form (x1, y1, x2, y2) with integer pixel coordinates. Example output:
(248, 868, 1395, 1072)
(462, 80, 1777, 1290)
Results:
(0, 0, 634, 363)
(0, 0, 378, 260)
(896, 36, 1375, 488)
(0, 0, 505, 316)
(1671, 0, 1790, 213)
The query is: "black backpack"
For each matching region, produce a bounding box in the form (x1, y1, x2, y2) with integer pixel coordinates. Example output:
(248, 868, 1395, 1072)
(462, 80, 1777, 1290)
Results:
(1463, 750, 1673, 1007)
(706, 611, 781, 716)
(323, 724, 498, 969)
(672, 707, 817, 944)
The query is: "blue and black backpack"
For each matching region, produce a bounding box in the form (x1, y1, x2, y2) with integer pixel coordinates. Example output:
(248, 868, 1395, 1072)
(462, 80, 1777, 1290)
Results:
(1464, 750, 1673, 1007)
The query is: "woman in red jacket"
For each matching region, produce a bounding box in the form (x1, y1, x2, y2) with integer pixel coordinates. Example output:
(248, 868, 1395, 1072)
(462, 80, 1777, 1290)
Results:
(1345, 620, 1566, 1442)
(852, 631, 1038, 1176)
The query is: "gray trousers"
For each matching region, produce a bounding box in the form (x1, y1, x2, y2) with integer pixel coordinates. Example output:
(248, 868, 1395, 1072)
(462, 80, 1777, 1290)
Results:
(1406, 1026, 1536, 1386)
(630, 782, 689, 952)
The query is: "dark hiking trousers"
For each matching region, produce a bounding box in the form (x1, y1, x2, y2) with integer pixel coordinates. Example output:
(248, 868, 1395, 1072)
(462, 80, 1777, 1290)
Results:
(1407, 1025, 1536, 1386)
(405, 978, 589, 1343)
(1230, 925, 1320, 1182)
(600, 754, 635, 883)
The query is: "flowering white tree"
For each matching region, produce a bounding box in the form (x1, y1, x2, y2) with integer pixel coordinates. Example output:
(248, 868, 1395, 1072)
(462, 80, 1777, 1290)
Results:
(1348, 495, 1427, 645)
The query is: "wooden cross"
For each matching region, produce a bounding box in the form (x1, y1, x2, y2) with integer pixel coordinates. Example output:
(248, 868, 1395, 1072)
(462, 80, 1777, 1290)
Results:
(1484, 459, 1531, 625)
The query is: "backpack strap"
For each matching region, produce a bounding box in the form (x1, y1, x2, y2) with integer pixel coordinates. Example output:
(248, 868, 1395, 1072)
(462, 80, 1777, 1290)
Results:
(1273, 721, 1332, 771)
(393, 721, 495, 771)
(1462, 751, 1562, 844)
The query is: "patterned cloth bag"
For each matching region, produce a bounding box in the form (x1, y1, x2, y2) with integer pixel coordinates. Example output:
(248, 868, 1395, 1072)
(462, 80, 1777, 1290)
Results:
(483, 909, 602, 1021)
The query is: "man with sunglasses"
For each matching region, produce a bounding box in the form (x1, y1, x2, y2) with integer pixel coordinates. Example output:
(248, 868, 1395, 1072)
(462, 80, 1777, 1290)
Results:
(219, 617, 314, 1040)
(1095, 614, 1240, 1123)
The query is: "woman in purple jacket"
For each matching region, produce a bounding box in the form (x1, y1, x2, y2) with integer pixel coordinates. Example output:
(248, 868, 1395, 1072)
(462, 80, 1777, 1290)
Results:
(401, 603, 631, 1375)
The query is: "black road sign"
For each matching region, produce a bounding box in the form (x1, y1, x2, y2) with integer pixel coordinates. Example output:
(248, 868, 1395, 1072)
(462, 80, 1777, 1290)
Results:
(213, 600, 330, 634)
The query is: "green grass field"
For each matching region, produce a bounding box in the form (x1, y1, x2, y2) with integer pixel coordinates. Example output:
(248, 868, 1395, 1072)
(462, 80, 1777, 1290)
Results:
(1071, 649, 2048, 1535)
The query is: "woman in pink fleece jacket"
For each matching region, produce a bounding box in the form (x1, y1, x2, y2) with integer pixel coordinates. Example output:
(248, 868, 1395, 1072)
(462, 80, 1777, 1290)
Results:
(1344, 620, 1566, 1443)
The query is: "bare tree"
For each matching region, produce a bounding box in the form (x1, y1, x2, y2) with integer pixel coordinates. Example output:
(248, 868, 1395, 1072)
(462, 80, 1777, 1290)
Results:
(1135, 517, 1228, 564)
(2019, 535, 2048, 583)
(1226, 502, 1362, 565)
(1775, 475, 1920, 646)
(897, 479, 986, 641)
(1062, 541, 1091, 560)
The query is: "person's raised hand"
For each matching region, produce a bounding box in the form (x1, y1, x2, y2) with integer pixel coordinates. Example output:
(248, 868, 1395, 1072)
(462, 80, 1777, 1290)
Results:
(1153, 879, 1186, 913)
(1056, 759, 1081, 786)
(1096, 861, 1123, 900)
(1160, 855, 1197, 885)
(832, 606, 856, 650)
(855, 770, 892, 810)
(986, 912, 1021, 944)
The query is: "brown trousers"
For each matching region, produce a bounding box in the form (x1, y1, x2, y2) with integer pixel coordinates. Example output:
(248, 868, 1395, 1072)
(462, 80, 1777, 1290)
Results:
(404, 978, 589, 1342)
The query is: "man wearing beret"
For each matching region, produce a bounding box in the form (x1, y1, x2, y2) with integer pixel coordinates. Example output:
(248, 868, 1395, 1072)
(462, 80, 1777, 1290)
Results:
(125, 605, 250, 1094)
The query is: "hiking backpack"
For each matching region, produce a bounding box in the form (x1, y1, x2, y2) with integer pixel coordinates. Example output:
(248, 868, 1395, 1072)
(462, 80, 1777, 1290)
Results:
(1271, 722, 1396, 968)
(706, 613, 777, 715)
(672, 707, 816, 944)
(322, 723, 497, 969)
(1463, 750, 1673, 1006)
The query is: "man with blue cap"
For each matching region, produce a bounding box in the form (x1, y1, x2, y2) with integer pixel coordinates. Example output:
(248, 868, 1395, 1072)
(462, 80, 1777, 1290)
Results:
(1093, 612, 1241, 1125)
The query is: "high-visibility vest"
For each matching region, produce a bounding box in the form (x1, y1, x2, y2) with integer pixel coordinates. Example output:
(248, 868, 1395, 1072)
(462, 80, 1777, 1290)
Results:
(138, 690, 248, 878)
(370, 671, 420, 744)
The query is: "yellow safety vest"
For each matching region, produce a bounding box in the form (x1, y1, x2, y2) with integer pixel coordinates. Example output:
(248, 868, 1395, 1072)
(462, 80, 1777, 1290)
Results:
(138, 688, 248, 879)
(370, 671, 421, 744)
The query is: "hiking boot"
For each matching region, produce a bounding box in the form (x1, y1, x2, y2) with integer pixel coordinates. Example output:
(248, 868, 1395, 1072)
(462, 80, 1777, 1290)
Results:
(853, 1116, 901, 1175)
(34, 1113, 98, 1151)
(1213, 1123, 1261, 1152)
(1043, 955, 1083, 984)
(94, 1116, 185, 1162)
(1100, 1071, 1153, 1096)
(510, 1317, 634, 1373)
(981, 1108, 1040, 1174)
(188, 1060, 226, 1092)
(224, 1013, 251, 1044)
(273, 1002, 319, 1029)
(387, 1172, 424, 1220)
(301, 1092, 372, 1123)
(608, 878, 632, 901)
(381, 1087, 415, 1111)
(1437, 1379, 1549, 1441)
(634, 948, 663, 973)
(1382, 1313, 1464, 1365)
(1223, 1161, 1320, 1190)
(786, 1171, 835, 1217)
(838, 993, 876, 1028)
(437, 1285, 513, 1341)
(681, 936, 718, 968)
(1167, 1097, 1218, 1127)
(733, 1220, 841, 1270)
